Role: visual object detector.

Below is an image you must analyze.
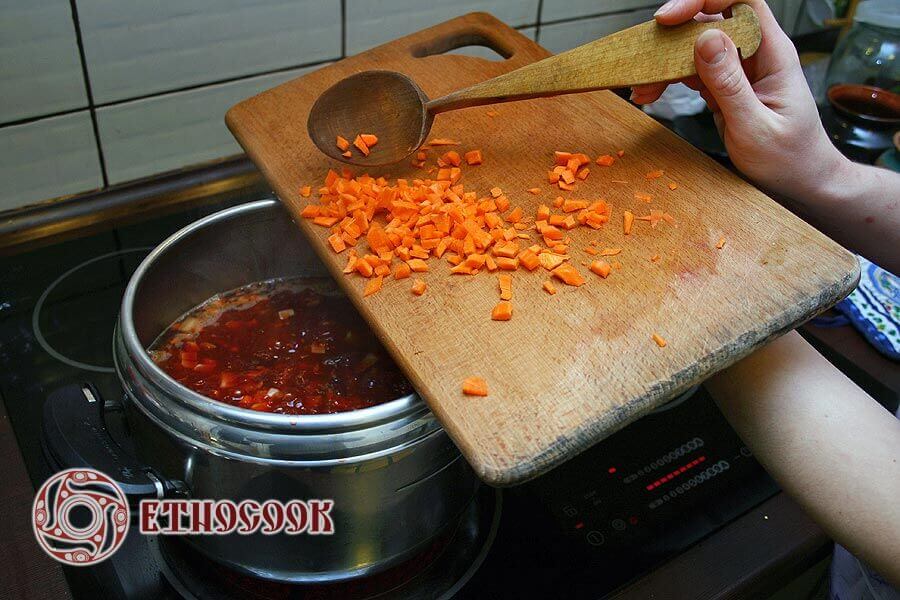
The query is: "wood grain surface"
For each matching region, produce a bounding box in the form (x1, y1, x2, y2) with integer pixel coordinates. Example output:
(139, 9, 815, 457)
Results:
(226, 12, 859, 486)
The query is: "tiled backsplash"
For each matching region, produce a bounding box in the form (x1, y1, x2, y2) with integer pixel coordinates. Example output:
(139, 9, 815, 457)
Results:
(0, 0, 798, 213)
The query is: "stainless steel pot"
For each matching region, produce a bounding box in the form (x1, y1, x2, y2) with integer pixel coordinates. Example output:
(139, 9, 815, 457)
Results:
(112, 199, 480, 583)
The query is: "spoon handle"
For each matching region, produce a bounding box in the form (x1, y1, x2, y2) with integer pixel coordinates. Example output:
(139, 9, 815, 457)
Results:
(426, 4, 760, 114)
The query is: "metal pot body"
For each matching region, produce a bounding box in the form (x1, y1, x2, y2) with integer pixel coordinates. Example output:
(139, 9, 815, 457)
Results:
(114, 199, 479, 583)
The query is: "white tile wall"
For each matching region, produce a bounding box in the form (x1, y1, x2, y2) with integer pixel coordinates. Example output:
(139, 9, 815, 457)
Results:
(0, 0, 817, 212)
(0, 112, 102, 211)
(96, 64, 323, 184)
(539, 6, 658, 53)
(346, 0, 539, 55)
(0, 0, 87, 124)
(77, 0, 341, 103)
(541, 0, 660, 23)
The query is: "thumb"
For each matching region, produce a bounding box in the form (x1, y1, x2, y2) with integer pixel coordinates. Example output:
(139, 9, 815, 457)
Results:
(694, 29, 765, 121)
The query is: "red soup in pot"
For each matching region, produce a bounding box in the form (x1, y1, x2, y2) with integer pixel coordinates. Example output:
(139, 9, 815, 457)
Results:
(150, 278, 413, 414)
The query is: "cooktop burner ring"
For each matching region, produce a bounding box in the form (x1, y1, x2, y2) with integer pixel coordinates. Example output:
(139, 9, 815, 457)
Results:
(32, 247, 152, 373)
(149, 487, 501, 600)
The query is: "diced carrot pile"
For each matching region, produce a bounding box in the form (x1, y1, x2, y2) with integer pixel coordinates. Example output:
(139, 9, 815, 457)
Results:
(302, 144, 680, 357)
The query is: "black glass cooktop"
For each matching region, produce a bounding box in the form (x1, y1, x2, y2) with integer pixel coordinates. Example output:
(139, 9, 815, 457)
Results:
(0, 194, 778, 599)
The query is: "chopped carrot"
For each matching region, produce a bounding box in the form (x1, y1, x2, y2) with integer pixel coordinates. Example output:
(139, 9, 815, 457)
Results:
(313, 215, 339, 227)
(462, 376, 488, 396)
(491, 301, 512, 321)
(407, 258, 429, 272)
(411, 279, 427, 295)
(623, 211, 634, 235)
(598, 247, 621, 256)
(360, 133, 378, 147)
(498, 274, 512, 300)
(538, 252, 567, 271)
(427, 138, 459, 146)
(650, 254, 660, 262)
(668, 181, 678, 190)
(336, 136, 350, 151)
(590, 260, 611, 278)
(328, 233, 346, 253)
(716, 237, 726, 249)
(353, 135, 370, 156)
(465, 150, 483, 165)
(542, 280, 557, 295)
(443, 150, 461, 166)
(634, 192, 653, 203)
(496, 256, 519, 270)
(551, 263, 585, 286)
(527, 187, 541, 195)
(342, 150, 352, 158)
(562, 199, 587, 213)
(646, 169, 664, 179)
(652, 333, 667, 348)
(595, 154, 615, 167)
(585, 246, 598, 255)
(616, 149, 625, 157)
(394, 262, 411, 280)
(363, 275, 383, 297)
(300, 185, 312, 198)
(518, 250, 540, 271)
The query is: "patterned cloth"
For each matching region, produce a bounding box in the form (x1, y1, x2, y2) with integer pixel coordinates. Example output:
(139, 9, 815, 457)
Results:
(816, 256, 899, 361)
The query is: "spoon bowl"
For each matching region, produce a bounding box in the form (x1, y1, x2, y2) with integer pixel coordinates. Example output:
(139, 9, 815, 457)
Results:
(307, 71, 433, 166)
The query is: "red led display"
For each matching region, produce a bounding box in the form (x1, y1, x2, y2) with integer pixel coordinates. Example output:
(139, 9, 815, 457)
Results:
(644, 455, 706, 491)
(607, 467, 617, 474)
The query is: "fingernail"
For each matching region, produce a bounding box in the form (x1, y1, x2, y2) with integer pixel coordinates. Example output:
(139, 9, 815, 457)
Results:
(654, 0, 677, 17)
(696, 30, 727, 64)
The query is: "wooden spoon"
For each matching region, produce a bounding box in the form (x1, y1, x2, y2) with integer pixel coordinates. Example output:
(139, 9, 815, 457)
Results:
(308, 4, 761, 166)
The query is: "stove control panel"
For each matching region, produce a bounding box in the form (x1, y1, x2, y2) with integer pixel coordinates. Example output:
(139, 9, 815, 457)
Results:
(481, 386, 778, 598)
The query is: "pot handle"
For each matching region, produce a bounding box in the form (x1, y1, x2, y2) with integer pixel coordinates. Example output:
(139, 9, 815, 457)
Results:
(42, 382, 189, 506)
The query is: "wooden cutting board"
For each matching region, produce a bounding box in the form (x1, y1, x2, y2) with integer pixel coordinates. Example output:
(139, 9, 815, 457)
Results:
(226, 12, 859, 486)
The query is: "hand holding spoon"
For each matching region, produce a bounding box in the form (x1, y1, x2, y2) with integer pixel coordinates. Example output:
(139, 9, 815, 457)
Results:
(308, 4, 760, 166)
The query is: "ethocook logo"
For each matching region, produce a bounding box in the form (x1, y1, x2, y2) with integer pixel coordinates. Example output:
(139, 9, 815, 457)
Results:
(32, 469, 130, 566)
(33, 468, 336, 566)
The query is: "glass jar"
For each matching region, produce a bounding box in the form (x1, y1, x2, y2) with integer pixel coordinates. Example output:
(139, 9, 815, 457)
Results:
(824, 0, 899, 93)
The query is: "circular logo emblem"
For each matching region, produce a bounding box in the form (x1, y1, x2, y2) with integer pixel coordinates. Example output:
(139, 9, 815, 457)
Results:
(32, 468, 129, 566)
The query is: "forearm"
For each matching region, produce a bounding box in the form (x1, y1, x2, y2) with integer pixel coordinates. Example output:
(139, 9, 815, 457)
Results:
(706, 331, 900, 584)
(781, 152, 900, 274)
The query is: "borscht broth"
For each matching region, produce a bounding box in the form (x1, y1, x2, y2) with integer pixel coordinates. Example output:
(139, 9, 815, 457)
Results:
(150, 278, 412, 415)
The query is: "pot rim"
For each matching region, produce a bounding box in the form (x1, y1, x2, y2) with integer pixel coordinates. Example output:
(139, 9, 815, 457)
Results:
(119, 199, 426, 433)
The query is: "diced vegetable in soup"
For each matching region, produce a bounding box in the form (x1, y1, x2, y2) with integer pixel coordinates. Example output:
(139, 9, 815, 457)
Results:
(150, 278, 412, 414)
